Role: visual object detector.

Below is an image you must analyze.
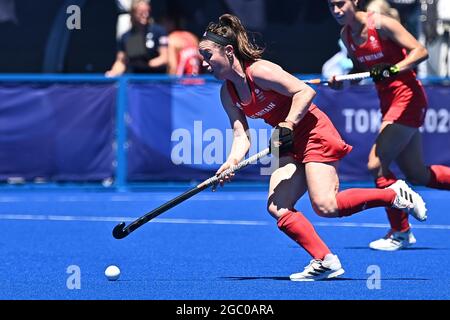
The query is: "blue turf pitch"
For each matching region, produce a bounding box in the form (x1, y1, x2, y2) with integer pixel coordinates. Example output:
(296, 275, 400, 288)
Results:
(0, 184, 449, 300)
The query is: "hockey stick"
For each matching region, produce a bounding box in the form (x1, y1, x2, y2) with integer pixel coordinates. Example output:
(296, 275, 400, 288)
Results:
(304, 71, 371, 85)
(112, 148, 271, 239)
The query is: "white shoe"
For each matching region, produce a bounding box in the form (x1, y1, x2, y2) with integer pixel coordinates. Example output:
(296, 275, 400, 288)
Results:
(369, 229, 417, 251)
(387, 180, 427, 221)
(289, 254, 345, 281)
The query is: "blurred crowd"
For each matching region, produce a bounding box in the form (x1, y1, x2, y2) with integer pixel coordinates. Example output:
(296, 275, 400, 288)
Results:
(105, 0, 201, 77)
(105, 0, 449, 78)
(1, 0, 447, 76)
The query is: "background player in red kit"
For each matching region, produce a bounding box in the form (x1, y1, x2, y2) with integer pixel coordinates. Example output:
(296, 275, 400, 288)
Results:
(162, 14, 201, 76)
(168, 30, 200, 76)
(328, 0, 450, 251)
(199, 13, 426, 281)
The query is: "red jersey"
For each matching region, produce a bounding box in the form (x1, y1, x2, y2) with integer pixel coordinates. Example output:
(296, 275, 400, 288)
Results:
(345, 12, 427, 127)
(226, 62, 352, 163)
(171, 31, 200, 76)
(176, 46, 200, 76)
(226, 62, 320, 127)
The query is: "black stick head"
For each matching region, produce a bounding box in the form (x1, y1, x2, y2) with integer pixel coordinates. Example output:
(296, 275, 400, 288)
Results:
(112, 222, 128, 239)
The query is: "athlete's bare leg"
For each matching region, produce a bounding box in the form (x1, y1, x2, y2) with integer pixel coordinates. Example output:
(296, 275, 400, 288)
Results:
(367, 121, 418, 177)
(267, 155, 307, 219)
(305, 161, 340, 217)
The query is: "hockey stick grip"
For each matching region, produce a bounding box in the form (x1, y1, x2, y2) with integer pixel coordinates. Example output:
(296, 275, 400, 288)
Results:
(333, 71, 370, 82)
(304, 71, 371, 85)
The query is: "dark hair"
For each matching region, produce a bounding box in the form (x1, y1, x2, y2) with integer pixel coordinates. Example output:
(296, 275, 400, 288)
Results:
(204, 14, 264, 62)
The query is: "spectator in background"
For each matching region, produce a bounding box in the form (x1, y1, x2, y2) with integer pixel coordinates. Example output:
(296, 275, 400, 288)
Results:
(161, 14, 201, 76)
(115, 0, 133, 41)
(419, 0, 450, 77)
(367, 0, 400, 21)
(386, 0, 420, 37)
(106, 0, 168, 76)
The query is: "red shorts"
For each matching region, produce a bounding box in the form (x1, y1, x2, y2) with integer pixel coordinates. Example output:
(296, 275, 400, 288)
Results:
(291, 107, 352, 163)
(377, 78, 428, 128)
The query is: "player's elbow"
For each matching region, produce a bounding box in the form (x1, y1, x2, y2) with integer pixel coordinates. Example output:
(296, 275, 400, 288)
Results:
(306, 86, 316, 99)
(417, 46, 429, 63)
(296, 86, 316, 103)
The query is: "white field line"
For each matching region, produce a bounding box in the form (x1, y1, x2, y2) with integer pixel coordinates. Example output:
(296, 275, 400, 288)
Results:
(0, 194, 267, 202)
(0, 214, 449, 230)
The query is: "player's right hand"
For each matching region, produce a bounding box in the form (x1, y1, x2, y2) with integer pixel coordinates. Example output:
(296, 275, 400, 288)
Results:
(369, 63, 400, 82)
(212, 159, 238, 191)
(327, 75, 344, 90)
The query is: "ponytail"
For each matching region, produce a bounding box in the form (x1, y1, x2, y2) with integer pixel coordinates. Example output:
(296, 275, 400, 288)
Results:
(203, 14, 264, 62)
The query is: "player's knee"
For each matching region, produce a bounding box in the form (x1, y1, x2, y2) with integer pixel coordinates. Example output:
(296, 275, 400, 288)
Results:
(311, 197, 339, 218)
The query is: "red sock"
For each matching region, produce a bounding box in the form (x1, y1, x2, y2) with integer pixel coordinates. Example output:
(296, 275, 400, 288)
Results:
(385, 207, 410, 232)
(427, 165, 450, 190)
(336, 188, 396, 217)
(375, 172, 397, 189)
(277, 210, 331, 260)
(375, 172, 409, 232)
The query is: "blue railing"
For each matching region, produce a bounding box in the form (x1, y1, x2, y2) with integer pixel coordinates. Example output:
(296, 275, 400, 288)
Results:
(0, 73, 446, 83)
(1, 73, 449, 190)
(0, 74, 222, 190)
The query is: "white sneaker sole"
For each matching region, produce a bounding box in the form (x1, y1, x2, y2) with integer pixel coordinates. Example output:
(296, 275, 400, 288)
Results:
(290, 268, 345, 282)
(369, 241, 414, 251)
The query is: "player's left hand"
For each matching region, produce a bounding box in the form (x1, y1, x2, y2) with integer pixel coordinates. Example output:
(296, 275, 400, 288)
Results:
(369, 63, 400, 82)
(327, 75, 344, 90)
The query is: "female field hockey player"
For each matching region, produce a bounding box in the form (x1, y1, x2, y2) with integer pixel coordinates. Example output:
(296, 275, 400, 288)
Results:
(199, 13, 426, 281)
(327, 0, 450, 251)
